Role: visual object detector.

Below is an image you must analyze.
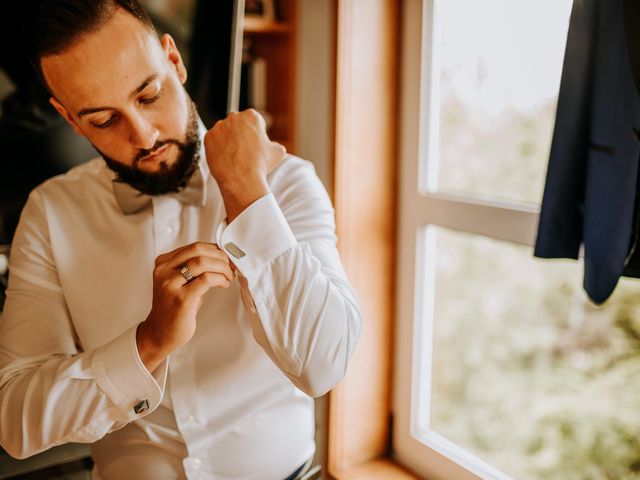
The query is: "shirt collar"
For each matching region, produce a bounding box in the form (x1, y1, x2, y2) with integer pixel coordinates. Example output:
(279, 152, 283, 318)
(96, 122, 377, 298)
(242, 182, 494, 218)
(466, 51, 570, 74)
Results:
(111, 120, 208, 215)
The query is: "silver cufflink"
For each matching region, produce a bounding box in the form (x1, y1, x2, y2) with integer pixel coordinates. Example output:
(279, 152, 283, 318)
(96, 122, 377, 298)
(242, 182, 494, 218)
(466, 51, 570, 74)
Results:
(225, 242, 246, 259)
(134, 399, 150, 414)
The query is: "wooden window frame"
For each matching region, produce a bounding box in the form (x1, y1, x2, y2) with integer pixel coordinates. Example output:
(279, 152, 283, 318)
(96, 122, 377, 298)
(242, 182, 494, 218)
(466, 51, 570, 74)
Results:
(326, 0, 417, 478)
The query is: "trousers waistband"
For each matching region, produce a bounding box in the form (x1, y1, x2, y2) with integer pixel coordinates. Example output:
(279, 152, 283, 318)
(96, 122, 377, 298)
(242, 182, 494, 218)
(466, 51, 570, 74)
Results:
(284, 457, 315, 480)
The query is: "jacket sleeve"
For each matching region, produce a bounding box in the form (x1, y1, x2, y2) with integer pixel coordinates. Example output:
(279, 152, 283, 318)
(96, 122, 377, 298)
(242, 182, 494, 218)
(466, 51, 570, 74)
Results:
(0, 191, 167, 459)
(216, 157, 362, 398)
(534, 0, 597, 259)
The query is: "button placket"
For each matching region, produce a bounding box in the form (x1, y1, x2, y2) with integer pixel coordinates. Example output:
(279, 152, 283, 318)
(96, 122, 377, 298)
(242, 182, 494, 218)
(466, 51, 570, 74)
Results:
(182, 413, 195, 425)
(184, 456, 203, 476)
(152, 197, 182, 254)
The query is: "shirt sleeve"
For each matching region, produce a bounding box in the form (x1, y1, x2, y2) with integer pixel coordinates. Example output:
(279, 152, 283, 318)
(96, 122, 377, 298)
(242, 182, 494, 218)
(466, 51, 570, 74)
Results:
(216, 157, 362, 397)
(0, 190, 167, 459)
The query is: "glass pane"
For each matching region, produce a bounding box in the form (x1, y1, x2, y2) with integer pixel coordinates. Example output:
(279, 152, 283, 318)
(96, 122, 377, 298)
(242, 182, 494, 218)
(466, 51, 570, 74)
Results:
(433, 0, 572, 205)
(424, 227, 640, 480)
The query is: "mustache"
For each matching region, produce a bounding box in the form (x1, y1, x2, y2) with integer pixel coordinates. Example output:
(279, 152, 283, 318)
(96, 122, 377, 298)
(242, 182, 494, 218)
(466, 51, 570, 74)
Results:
(134, 139, 181, 164)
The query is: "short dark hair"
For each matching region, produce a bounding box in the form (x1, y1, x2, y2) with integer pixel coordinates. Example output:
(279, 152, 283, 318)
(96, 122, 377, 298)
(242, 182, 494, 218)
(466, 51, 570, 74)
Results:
(25, 0, 156, 91)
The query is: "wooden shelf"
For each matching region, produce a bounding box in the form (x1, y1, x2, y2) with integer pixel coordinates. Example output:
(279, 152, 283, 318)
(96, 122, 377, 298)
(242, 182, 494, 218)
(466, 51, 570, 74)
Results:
(241, 0, 296, 152)
(243, 17, 291, 34)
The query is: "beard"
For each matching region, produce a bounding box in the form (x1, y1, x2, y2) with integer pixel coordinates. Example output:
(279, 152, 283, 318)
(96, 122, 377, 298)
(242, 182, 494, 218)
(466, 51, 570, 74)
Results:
(100, 99, 201, 196)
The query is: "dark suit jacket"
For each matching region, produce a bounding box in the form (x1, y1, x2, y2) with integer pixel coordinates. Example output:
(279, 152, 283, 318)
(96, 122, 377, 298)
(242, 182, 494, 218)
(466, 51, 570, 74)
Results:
(535, 0, 640, 304)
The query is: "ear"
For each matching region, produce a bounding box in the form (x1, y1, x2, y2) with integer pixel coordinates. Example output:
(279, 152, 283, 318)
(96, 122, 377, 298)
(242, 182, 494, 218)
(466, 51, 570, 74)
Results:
(161, 33, 187, 84)
(49, 97, 85, 136)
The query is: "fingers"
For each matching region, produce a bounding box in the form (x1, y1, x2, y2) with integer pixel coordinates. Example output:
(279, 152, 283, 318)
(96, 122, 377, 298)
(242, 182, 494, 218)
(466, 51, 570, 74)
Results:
(162, 242, 230, 269)
(238, 109, 270, 141)
(184, 256, 234, 281)
(171, 255, 234, 289)
(244, 108, 266, 130)
(183, 271, 231, 297)
(216, 109, 265, 132)
(153, 242, 235, 294)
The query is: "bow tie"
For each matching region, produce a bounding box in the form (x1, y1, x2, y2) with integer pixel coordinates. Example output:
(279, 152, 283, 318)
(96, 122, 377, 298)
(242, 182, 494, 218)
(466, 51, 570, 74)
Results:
(112, 159, 207, 215)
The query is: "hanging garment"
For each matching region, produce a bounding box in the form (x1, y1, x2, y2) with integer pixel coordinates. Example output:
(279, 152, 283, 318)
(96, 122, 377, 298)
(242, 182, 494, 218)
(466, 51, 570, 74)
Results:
(535, 0, 640, 304)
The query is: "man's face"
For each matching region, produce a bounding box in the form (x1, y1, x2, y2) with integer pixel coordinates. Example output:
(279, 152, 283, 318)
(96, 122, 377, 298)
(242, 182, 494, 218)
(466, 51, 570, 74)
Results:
(41, 8, 198, 194)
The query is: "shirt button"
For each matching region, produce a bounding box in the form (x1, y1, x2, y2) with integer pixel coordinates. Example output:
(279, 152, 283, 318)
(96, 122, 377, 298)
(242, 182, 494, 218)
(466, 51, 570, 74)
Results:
(0, 254, 7, 275)
(192, 457, 202, 469)
(164, 225, 174, 235)
(182, 413, 195, 424)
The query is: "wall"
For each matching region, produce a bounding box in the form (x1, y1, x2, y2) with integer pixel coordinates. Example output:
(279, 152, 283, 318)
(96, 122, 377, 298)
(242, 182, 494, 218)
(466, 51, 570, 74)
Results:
(296, 0, 335, 197)
(296, 0, 336, 476)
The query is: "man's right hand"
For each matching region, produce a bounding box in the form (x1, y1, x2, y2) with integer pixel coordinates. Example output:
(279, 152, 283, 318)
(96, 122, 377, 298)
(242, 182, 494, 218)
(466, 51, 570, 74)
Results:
(136, 242, 234, 372)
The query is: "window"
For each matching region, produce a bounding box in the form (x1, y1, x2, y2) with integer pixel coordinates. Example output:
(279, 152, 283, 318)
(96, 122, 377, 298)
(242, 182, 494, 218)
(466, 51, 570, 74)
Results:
(394, 1, 640, 479)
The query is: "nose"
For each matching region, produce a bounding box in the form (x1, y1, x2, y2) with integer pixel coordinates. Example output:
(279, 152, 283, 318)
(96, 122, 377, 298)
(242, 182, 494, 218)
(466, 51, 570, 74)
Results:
(127, 111, 159, 150)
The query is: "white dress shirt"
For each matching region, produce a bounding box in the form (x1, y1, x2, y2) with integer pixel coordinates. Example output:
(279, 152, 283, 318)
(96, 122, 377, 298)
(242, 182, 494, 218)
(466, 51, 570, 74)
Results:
(0, 143, 361, 479)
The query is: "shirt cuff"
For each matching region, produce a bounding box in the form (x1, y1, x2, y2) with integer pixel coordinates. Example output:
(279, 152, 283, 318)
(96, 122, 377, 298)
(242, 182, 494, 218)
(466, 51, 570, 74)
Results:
(91, 324, 167, 422)
(216, 193, 297, 279)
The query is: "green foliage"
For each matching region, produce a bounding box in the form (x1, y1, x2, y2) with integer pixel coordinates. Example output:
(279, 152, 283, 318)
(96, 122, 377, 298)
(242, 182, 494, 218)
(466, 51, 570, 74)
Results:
(428, 61, 640, 480)
(429, 229, 640, 480)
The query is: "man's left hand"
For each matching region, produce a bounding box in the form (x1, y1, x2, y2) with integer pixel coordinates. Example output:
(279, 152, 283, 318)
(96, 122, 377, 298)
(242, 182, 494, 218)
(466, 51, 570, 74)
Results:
(204, 109, 286, 222)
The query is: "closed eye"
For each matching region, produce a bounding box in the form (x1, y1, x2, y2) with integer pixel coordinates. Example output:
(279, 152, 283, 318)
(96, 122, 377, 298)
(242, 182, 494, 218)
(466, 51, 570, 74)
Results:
(93, 115, 117, 129)
(140, 90, 161, 105)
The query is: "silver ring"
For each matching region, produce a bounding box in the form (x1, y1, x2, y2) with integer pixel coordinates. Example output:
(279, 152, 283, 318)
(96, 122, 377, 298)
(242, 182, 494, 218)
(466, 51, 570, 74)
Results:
(179, 264, 195, 283)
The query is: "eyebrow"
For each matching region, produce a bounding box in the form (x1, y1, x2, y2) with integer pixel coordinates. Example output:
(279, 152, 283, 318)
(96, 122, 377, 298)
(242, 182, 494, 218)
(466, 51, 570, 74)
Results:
(76, 74, 159, 117)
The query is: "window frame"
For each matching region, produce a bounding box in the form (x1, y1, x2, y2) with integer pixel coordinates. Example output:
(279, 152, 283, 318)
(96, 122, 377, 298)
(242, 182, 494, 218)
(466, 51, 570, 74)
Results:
(328, 0, 545, 478)
(326, 0, 409, 478)
(392, 0, 551, 478)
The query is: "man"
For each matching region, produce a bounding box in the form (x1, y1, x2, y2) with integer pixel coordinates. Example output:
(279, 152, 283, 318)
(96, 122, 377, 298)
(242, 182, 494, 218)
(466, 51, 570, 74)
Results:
(0, 1, 362, 479)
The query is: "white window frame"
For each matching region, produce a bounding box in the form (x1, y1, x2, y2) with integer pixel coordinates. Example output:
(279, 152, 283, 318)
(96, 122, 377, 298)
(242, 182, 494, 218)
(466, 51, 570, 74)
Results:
(393, 0, 545, 478)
